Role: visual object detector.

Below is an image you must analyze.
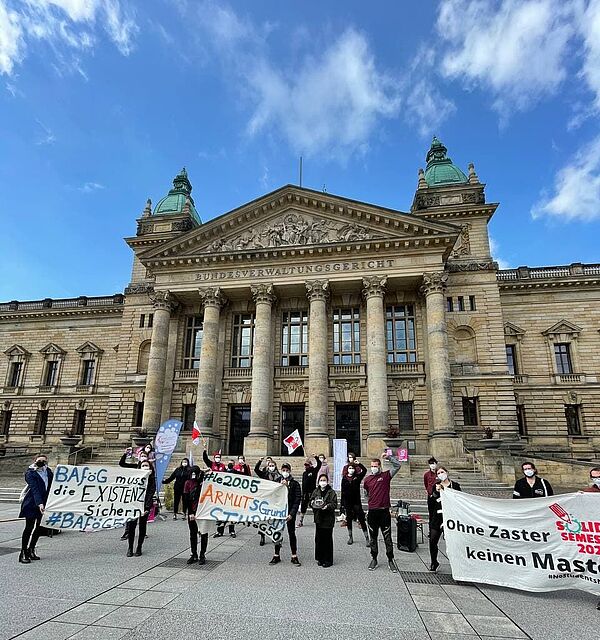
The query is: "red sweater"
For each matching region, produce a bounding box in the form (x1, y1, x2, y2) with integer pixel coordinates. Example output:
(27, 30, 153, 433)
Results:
(364, 471, 393, 510)
(424, 470, 438, 495)
(583, 485, 600, 493)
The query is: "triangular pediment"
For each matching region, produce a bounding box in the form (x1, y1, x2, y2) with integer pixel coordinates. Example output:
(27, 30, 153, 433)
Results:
(4, 344, 31, 358)
(39, 343, 66, 356)
(504, 321, 525, 337)
(76, 341, 103, 355)
(542, 319, 583, 337)
(138, 185, 461, 262)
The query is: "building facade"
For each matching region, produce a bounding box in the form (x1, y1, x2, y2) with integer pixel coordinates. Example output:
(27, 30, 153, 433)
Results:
(1, 140, 599, 462)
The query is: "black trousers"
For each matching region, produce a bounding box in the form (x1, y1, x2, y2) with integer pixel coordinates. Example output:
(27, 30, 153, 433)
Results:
(128, 513, 149, 551)
(174, 486, 186, 515)
(429, 527, 443, 565)
(275, 516, 297, 556)
(314, 526, 334, 565)
(22, 514, 42, 551)
(188, 520, 208, 557)
(345, 503, 367, 532)
(300, 493, 311, 514)
(367, 509, 394, 560)
(217, 522, 235, 535)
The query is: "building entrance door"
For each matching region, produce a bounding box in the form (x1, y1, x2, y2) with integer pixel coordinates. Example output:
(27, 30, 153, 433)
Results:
(335, 404, 361, 455)
(280, 404, 305, 456)
(229, 405, 251, 455)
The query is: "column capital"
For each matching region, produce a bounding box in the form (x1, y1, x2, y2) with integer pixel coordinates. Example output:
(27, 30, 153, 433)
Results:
(149, 289, 178, 313)
(251, 283, 276, 305)
(362, 275, 387, 300)
(420, 271, 448, 296)
(305, 279, 329, 302)
(198, 287, 227, 310)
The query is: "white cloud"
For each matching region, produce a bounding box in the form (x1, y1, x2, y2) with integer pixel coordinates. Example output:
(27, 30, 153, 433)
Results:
(531, 135, 600, 221)
(489, 236, 511, 269)
(436, 0, 578, 117)
(578, 0, 600, 112)
(0, 0, 138, 76)
(34, 118, 56, 145)
(77, 181, 104, 192)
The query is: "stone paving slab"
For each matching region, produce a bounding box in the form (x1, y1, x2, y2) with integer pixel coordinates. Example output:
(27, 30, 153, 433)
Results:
(94, 606, 156, 628)
(420, 612, 477, 635)
(89, 589, 145, 606)
(125, 590, 180, 608)
(465, 615, 528, 638)
(70, 626, 131, 640)
(412, 594, 460, 612)
(14, 622, 85, 640)
(55, 603, 118, 625)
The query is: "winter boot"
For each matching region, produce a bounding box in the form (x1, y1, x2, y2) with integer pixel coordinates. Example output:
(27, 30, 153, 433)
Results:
(347, 531, 354, 545)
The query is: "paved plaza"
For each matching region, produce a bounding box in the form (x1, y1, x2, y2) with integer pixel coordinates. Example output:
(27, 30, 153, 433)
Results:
(1, 502, 597, 640)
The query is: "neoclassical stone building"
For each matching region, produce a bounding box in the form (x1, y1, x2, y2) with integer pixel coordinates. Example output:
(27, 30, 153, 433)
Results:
(1, 139, 599, 461)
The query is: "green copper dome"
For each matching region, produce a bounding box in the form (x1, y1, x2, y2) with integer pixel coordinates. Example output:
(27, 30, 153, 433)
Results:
(423, 137, 468, 186)
(154, 168, 201, 223)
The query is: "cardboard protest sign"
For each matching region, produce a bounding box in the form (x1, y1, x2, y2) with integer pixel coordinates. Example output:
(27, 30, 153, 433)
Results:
(442, 489, 600, 595)
(196, 471, 288, 542)
(42, 464, 150, 532)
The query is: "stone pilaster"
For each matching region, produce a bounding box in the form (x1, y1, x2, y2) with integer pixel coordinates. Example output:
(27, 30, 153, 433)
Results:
(305, 280, 330, 455)
(245, 284, 276, 456)
(195, 287, 227, 452)
(420, 271, 460, 459)
(141, 290, 177, 434)
(362, 276, 389, 456)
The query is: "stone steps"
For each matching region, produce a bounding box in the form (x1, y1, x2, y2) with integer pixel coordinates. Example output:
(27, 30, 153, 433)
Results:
(0, 487, 21, 503)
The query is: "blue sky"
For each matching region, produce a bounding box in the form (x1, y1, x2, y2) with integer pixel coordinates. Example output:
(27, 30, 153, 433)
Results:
(1, 0, 599, 300)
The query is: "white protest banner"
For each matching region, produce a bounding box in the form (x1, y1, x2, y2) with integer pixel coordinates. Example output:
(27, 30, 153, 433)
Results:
(442, 489, 600, 595)
(196, 471, 288, 542)
(332, 438, 347, 491)
(42, 464, 150, 532)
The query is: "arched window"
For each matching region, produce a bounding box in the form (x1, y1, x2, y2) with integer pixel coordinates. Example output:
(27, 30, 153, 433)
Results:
(137, 341, 151, 374)
(451, 326, 477, 364)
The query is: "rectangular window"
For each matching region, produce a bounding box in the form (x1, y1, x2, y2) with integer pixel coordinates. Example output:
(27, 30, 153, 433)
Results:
(139, 314, 145, 328)
(565, 404, 582, 436)
(457, 296, 465, 312)
(469, 295, 477, 311)
(398, 401, 414, 431)
(73, 409, 86, 435)
(462, 397, 479, 426)
(81, 359, 96, 386)
(34, 409, 49, 435)
(8, 362, 22, 387)
(182, 404, 195, 431)
(446, 297, 454, 312)
(148, 313, 154, 328)
(385, 304, 417, 364)
(44, 361, 59, 387)
(554, 343, 573, 374)
(232, 314, 255, 367)
(281, 310, 308, 366)
(506, 344, 518, 376)
(133, 401, 144, 428)
(516, 404, 527, 437)
(1, 410, 12, 436)
(183, 316, 203, 369)
(333, 308, 361, 364)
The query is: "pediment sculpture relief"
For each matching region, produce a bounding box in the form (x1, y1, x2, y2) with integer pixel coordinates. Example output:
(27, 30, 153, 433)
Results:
(205, 212, 379, 252)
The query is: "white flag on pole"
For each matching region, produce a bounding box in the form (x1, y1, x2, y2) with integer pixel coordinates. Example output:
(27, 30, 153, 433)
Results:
(283, 429, 303, 454)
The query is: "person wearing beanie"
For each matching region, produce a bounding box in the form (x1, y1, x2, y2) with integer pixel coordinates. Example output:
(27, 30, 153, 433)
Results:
(297, 455, 322, 527)
(269, 462, 302, 566)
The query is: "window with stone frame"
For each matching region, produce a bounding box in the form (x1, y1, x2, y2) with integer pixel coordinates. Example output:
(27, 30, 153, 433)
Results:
(542, 320, 582, 377)
(34, 409, 49, 435)
(506, 344, 518, 375)
(462, 397, 479, 426)
(137, 341, 151, 374)
(565, 404, 582, 436)
(4, 345, 30, 389)
(554, 343, 573, 374)
(43, 360, 59, 387)
(182, 403, 195, 431)
(281, 310, 308, 366)
(132, 401, 144, 428)
(516, 404, 527, 436)
(333, 308, 361, 365)
(231, 313, 255, 368)
(7, 362, 22, 388)
(183, 316, 203, 369)
(81, 360, 96, 386)
(39, 343, 64, 388)
(385, 304, 417, 364)
(398, 401, 414, 431)
(73, 409, 86, 435)
(1, 409, 11, 436)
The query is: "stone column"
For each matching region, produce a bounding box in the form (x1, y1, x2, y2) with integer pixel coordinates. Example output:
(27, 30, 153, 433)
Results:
(195, 287, 227, 452)
(362, 276, 389, 457)
(420, 272, 459, 459)
(245, 284, 276, 456)
(141, 290, 177, 434)
(305, 280, 331, 455)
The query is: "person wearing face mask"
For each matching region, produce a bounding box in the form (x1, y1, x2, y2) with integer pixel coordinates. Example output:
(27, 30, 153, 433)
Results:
(429, 466, 461, 572)
(269, 463, 302, 566)
(254, 457, 283, 545)
(340, 462, 369, 546)
(233, 455, 251, 476)
(214, 461, 240, 539)
(297, 455, 322, 528)
(342, 452, 359, 478)
(18, 454, 53, 564)
(163, 458, 191, 520)
(513, 462, 553, 499)
(363, 453, 401, 572)
(203, 449, 226, 472)
(317, 454, 331, 484)
(126, 460, 156, 557)
(184, 465, 210, 564)
(141, 444, 156, 463)
(424, 457, 438, 522)
(309, 474, 338, 567)
(118, 447, 146, 540)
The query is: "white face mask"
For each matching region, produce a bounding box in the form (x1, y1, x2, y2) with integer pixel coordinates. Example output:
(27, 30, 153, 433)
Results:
(319, 481, 327, 488)
(191, 473, 197, 479)
(141, 466, 150, 472)
(437, 472, 448, 482)
(182, 462, 188, 466)
(429, 464, 437, 471)
(268, 466, 276, 472)
(592, 478, 600, 487)
(347, 468, 355, 476)
(319, 457, 325, 462)
(524, 469, 535, 477)
(281, 471, 290, 478)
(214, 457, 221, 463)
(238, 459, 244, 464)
(348, 457, 354, 463)
(144, 447, 151, 453)
(370, 466, 380, 475)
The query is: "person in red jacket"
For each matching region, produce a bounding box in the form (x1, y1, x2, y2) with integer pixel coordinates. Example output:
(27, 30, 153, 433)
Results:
(233, 455, 252, 475)
(203, 449, 226, 472)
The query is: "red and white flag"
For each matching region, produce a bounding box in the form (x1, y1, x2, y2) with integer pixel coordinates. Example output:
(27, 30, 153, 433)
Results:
(192, 421, 204, 447)
(283, 429, 303, 454)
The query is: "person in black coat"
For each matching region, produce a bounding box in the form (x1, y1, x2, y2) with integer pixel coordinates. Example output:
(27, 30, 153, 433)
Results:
(126, 459, 156, 557)
(297, 455, 322, 527)
(163, 458, 190, 519)
(340, 462, 369, 546)
(269, 462, 302, 566)
(429, 466, 461, 573)
(310, 473, 338, 568)
(512, 461, 554, 499)
(18, 454, 53, 564)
